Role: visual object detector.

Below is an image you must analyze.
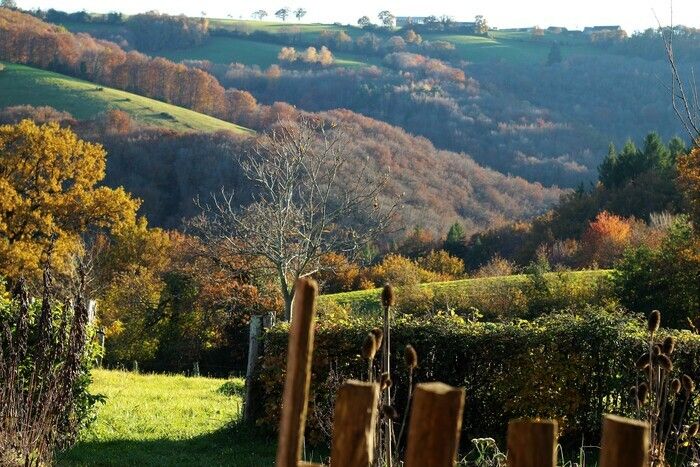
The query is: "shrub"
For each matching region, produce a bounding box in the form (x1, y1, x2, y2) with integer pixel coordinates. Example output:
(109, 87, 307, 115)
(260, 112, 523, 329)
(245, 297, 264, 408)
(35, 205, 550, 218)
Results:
(364, 253, 441, 287)
(254, 306, 700, 448)
(0, 276, 101, 464)
(417, 250, 464, 279)
(612, 216, 700, 329)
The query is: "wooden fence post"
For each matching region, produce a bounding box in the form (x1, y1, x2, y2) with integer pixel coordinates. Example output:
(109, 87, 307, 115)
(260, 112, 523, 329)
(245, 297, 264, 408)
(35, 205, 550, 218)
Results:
(405, 382, 465, 467)
(507, 419, 558, 467)
(244, 314, 263, 423)
(330, 380, 379, 467)
(275, 278, 319, 467)
(600, 414, 649, 467)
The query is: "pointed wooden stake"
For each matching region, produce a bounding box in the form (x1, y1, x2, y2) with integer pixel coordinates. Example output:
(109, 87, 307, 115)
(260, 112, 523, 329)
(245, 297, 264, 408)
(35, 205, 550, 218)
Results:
(275, 278, 319, 467)
(330, 380, 379, 467)
(507, 419, 558, 467)
(405, 382, 465, 467)
(600, 414, 649, 467)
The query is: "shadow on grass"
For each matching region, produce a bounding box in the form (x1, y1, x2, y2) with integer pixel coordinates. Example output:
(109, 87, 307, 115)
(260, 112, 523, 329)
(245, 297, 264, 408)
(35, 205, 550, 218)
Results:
(57, 423, 278, 467)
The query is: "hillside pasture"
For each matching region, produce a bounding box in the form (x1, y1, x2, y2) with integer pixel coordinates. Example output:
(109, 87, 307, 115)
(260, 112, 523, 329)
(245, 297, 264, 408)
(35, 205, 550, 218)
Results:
(0, 62, 252, 134)
(161, 36, 376, 68)
(319, 269, 613, 318)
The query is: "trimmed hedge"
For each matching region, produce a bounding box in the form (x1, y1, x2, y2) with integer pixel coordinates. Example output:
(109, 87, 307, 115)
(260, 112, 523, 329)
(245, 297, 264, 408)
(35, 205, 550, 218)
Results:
(254, 306, 700, 448)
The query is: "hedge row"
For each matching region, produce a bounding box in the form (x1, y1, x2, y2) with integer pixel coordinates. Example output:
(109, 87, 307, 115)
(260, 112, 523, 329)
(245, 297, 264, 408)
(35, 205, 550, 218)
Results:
(253, 306, 700, 448)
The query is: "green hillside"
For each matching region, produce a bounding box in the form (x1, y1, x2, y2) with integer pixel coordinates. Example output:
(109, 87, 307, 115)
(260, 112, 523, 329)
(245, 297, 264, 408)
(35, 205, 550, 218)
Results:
(319, 269, 612, 315)
(0, 62, 253, 134)
(159, 36, 376, 68)
(426, 30, 599, 64)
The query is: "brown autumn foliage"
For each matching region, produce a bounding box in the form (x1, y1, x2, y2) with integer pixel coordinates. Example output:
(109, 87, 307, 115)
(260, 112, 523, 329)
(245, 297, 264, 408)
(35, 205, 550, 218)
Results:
(0, 105, 561, 241)
(678, 146, 700, 226)
(0, 9, 227, 117)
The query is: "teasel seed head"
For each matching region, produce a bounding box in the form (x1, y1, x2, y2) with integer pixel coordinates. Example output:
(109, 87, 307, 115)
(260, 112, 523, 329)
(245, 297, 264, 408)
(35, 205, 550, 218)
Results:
(361, 333, 377, 360)
(380, 372, 392, 390)
(662, 336, 677, 355)
(404, 344, 418, 370)
(370, 328, 383, 350)
(637, 382, 649, 405)
(690, 423, 700, 438)
(382, 284, 395, 308)
(655, 354, 673, 372)
(683, 374, 695, 396)
(671, 378, 682, 395)
(382, 405, 398, 420)
(648, 310, 661, 333)
(635, 353, 650, 370)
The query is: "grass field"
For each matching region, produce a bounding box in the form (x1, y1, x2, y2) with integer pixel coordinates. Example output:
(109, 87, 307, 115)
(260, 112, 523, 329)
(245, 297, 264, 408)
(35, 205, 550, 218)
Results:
(57, 370, 277, 466)
(425, 30, 599, 64)
(161, 36, 376, 68)
(319, 269, 612, 314)
(0, 62, 252, 134)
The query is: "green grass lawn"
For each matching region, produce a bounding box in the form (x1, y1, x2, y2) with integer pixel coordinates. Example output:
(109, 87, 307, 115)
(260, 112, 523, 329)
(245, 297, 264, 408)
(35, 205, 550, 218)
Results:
(319, 269, 612, 314)
(0, 62, 252, 134)
(57, 370, 277, 466)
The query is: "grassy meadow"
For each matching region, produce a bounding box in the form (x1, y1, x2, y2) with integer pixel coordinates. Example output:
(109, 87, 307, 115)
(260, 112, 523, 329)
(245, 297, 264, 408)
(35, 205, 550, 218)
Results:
(160, 36, 377, 68)
(319, 269, 612, 314)
(57, 370, 277, 466)
(0, 62, 252, 134)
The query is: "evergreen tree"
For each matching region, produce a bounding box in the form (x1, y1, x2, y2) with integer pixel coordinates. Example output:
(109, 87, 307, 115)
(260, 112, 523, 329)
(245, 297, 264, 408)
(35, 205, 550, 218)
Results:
(444, 222, 467, 257)
(547, 41, 562, 65)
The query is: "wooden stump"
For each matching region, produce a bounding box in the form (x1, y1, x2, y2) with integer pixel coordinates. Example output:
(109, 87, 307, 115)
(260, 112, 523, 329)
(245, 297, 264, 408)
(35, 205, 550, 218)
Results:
(330, 380, 379, 467)
(275, 278, 319, 467)
(405, 382, 465, 467)
(600, 414, 649, 467)
(507, 419, 558, 467)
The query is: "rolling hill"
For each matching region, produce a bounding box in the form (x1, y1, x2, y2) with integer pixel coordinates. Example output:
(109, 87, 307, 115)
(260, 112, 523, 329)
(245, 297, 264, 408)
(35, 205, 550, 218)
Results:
(0, 62, 252, 134)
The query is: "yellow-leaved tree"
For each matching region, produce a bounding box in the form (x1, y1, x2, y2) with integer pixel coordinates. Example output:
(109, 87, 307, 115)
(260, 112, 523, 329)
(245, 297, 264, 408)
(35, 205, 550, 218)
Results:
(0, 119, 139, 278)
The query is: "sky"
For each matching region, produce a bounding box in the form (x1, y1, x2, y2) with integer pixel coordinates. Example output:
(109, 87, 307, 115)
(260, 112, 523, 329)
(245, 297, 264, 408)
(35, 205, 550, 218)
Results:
(15, 0, 700, 33)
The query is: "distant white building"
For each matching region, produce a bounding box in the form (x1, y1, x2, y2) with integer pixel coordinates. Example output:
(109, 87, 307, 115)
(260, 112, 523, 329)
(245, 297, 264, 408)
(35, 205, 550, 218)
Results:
(583, 25, 622, 35)
(396, 16, 426, 27)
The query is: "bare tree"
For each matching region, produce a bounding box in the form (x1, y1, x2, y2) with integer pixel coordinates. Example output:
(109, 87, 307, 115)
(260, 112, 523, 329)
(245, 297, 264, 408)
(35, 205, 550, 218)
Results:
(252, 9, 268, 21)
(294, 8, 307, 21)
(659, 4, 700, 142)
(275, 7, 291, 22)
(190, 117, 398, 321)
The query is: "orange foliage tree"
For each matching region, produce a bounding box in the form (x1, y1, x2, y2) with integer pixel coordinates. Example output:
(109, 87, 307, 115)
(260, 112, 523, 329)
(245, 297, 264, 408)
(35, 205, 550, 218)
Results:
(580, 211, 633, 267)
(0, 120, 139, 278)
(678, 146, 700, 226)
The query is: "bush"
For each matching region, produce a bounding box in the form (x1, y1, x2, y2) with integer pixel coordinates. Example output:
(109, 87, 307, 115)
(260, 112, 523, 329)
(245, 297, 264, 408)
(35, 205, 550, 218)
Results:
(0, 278, 101, 464)
(254, 307, 700, 448)
(612, 216, 700, 329)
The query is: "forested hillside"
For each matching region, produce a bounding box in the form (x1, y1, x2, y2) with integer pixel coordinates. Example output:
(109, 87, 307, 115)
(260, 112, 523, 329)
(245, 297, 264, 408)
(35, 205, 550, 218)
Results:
(47, 11, 697, 187)
(0, 8, 560, 235)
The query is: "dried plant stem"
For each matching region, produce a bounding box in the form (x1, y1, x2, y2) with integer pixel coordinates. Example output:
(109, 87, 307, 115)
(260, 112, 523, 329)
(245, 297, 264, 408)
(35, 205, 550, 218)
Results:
(397, 369, 413, 450)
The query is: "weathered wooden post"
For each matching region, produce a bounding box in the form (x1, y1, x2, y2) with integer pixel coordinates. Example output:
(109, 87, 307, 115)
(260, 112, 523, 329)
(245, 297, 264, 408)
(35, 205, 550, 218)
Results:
(507, 419, 558, 467)
(244, 315, 263, 423)
(275, 278, 319, 467)
(96, 327, 105, 368)
(600, 414, 649, 467)
(330, 380, 379, 467)
(405, 382, 465, 467)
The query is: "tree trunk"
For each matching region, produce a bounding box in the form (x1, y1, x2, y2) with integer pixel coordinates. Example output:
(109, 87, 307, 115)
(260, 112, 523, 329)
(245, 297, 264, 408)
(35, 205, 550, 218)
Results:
(278, 265, 294, 322)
